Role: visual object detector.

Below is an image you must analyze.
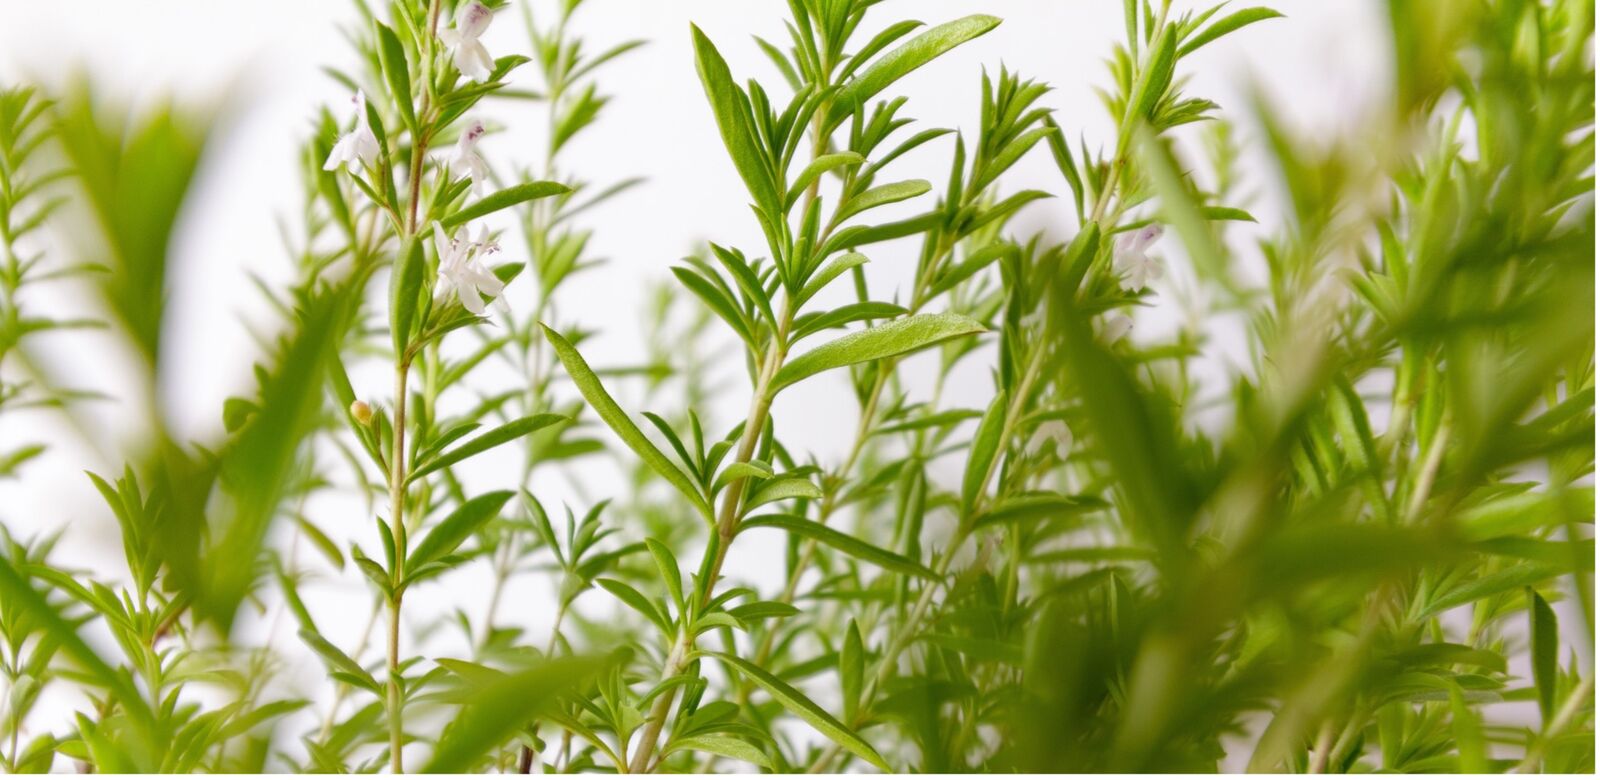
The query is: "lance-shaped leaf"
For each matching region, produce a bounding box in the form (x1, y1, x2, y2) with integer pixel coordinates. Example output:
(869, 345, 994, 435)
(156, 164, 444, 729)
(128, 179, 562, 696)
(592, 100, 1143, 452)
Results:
(741, 514, 938, 580)
(375, 22, 416, 133)
(542, 325, 714, 520)
(832, 179, 932, 228)
(708, 651, 891, 771)
(666, 735, 772, 769)
(773, 313, 984, 391)
(390, 235, 425, 355)
(691, 25, 779, 215)
(1529, 588, 1558, 726)
(424, 656, 608, 772)
(960, 391, 1008, 517)
(786, 152, 864, 208)
(827, 15, 1001, 128)
(406, 490, 515, 572)
(408, 414, 566, 484)
(441, 181, 571, 228)
(1178, 7, 1284, 57)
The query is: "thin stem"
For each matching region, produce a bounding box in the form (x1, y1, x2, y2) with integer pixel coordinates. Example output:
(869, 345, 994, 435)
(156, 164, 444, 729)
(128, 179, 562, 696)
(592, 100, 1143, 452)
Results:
(386, 361, 411, 773)
(629, 305, 791, 774)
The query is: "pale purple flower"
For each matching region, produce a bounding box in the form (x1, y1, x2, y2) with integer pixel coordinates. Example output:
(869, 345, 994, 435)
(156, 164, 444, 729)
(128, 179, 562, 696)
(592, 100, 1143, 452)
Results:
(440, 1, 495, 82)
(450, 119, 489, 194)
(1114, 224, 1164, 292)
(323, 90, 380, 173)
(433, 222, 505, 316)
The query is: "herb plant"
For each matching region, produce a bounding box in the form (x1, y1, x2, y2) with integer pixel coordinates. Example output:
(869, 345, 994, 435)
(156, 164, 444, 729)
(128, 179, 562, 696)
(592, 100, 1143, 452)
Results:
(0, 0, 1592, 774)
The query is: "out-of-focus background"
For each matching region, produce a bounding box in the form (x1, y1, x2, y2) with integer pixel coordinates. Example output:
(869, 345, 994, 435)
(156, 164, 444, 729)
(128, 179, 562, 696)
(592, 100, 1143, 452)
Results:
(0, 1, 1393, 765)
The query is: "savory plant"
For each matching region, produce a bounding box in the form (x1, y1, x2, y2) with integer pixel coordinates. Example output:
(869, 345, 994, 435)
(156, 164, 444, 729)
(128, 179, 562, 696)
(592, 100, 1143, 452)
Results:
(0, 0, 1591, 774)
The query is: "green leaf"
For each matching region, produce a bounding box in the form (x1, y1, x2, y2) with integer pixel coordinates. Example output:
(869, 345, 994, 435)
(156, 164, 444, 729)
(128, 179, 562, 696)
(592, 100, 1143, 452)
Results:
(746, 477, 823, 508)
(773, 313, 984, 391)
(424, 656, 607, 772)
(542, 324, 713, 519)
(798, 252, 868, 305)
(375, 23, 416, 132)
(961, 391, 1009, 516)
(666, 735, 771, 769)
(646, 538, 685, 611)
(1125, 24, 1177, 130)
(406, 490, 515, 572)
(786, 152, 864, 208)
(707, 651, 891, 771)
(729, 600, 802, 623)
(741, 514, 939, 579)
(1529, 588, 1558, 726)
(832, 179, 931, 226)
(841, 620, 864, 720)
(390, 236, 425, 355)
(1178, 8, 1284, 57)
(828, 15, 1001, 128)
(597, 577, 672, 634)
(299, 629, 381, 694)
(691, 25, 779, 215)
(441, 181, 571, 228)
(408, 414, 565, 484)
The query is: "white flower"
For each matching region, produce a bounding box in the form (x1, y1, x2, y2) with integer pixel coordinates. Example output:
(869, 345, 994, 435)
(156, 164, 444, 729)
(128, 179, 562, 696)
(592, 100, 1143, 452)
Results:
(450, 119, 488, 194)
(1028, 419, 1073, 460)
(433, 222, 505, 316)
(1102, 313, 1133, 343)
(323, 90, 380, 173)
(1113, 224, 1164, 292)
(439, 1, 495, 83)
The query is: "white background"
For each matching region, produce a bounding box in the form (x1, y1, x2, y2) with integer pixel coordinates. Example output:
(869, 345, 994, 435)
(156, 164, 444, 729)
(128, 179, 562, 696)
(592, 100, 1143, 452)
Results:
(0, 0, 1415, 770)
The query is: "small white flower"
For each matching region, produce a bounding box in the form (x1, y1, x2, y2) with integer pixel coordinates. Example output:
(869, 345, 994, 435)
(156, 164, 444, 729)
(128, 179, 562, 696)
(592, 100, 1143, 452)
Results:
(433, 222, 505, 316)
(450, 119, 489, 194)
(1028, 419, 1073, 460)
(1102, 313, 1133, 343)
(323, 90, 380, 173)
(439, 1, 495, 83)
(1113, 224, 1164, 292)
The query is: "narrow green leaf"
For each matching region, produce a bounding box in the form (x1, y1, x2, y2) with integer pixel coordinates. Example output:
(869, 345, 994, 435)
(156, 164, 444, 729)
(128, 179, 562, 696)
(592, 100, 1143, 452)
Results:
(741, 514, 938, 579)
(832, 179, 931, 226)
(1178, 8, 1284, 57)
(691, 25, 779, 214)
(666, 735, 771, 769)
(746, 477, 823, 508)
(390, 237, 425, 354)
(708, 651, 891, 771)
(773, 313, 984, 391)
(542, 325, 713, 519)
(646, 538, 685, 611)
(406, 490, 515, 572)
(786, 152, 864, 208)
(408, 414, 565, 483)
(961, 391, 1009, 516)
(798, 252, 868, 305)
(299, 629, 381, 693)
(375, 23, 416, 132)
(828, 15, 1001, 127)
(441, 181, 571, 228)
(1529, 588, 1558, 726)
(597, 577, 672, 634)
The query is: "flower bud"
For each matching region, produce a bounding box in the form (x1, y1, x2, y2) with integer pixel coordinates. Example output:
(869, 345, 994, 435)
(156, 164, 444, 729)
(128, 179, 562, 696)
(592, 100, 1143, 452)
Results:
(351, 400, 374, 425)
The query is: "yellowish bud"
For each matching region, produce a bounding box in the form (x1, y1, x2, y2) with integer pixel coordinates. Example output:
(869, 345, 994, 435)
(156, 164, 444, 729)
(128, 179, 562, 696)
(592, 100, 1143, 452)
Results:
(351, 400, 374, 425)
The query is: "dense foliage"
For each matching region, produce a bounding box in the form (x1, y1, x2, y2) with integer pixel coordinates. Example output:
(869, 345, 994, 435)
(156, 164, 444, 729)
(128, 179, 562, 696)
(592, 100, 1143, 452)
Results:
(0, 0, 1592, 773)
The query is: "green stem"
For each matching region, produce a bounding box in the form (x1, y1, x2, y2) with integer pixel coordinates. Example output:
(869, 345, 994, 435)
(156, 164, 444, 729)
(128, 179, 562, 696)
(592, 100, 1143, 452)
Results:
(386, 361, 410, 773)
